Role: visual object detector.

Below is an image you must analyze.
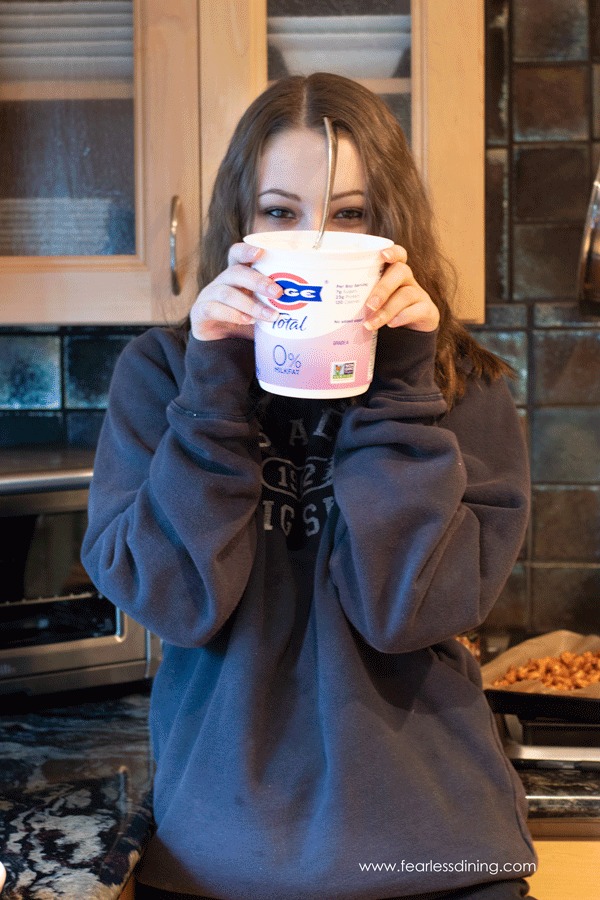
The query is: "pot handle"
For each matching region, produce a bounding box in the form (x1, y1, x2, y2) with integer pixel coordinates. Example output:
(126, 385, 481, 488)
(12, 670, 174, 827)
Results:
(578, 160, 600, 314)
(170, 195, 182, 297)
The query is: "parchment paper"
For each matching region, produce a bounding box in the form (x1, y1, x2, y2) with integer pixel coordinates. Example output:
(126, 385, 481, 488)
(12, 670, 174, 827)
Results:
(480, 630, 600, 700)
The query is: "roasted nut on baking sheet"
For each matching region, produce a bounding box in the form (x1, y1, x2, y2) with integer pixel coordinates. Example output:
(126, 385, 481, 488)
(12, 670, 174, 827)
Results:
(492, 649, 600, 691)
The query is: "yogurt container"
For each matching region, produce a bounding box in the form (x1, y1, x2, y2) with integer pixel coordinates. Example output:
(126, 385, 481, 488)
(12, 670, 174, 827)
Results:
(244, 230, 394, 398)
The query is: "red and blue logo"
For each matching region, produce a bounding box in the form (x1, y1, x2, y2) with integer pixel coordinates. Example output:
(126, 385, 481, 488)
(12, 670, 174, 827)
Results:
(269, 272, 323, 311)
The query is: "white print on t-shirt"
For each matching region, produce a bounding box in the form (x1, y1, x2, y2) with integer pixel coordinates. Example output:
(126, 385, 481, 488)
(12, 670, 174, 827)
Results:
(258, 407, 343, 542)
(261, 455, 334, 539)
(258, 407, 343, 452)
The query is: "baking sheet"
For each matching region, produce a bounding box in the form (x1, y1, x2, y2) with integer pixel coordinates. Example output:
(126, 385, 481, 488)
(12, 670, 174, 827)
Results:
(481, 630, 600, 723)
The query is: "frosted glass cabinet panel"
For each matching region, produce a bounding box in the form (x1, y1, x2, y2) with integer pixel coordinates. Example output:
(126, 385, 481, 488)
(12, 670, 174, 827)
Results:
(267, 2, 411, 141)
(0, 0, 203, 324)
(0, 0, 267, 324)
(0, 1, 135, 258)
(265, 0, 484, 324)
(0, 0, 481, 324)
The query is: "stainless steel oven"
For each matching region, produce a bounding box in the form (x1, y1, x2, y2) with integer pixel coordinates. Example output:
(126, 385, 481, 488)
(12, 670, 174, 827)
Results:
(0, 448, 160, 697)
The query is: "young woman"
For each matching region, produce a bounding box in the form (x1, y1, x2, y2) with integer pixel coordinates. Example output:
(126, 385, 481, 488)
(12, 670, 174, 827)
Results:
(82, 74, 537, 900)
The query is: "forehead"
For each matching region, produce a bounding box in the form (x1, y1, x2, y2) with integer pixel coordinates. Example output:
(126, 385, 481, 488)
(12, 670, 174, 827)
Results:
(257, 127, 365, 193)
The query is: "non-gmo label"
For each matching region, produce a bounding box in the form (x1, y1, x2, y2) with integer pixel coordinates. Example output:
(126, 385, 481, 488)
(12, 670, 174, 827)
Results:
(331, 361, 356, 383)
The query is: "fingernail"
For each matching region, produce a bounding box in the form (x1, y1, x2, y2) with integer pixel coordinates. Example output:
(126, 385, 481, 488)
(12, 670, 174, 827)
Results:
(366, 295, 383, 311)
(260, 306, 278, 321)
(381, 248, 394, 261)
(368, 313, 384, 330)
(265, 282, 282, 298)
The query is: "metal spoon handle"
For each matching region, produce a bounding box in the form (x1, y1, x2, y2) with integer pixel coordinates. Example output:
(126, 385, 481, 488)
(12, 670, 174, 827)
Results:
(312, 116, 338, 250)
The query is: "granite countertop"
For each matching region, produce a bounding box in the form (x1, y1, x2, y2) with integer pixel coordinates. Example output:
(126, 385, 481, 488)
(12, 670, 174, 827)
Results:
(0, 690, 154, 900)
(517, 766, 600, 838)
(0, 690, 599, 899)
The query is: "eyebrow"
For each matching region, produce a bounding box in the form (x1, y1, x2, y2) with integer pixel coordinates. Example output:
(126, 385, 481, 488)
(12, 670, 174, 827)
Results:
(257, 189, 365, 201)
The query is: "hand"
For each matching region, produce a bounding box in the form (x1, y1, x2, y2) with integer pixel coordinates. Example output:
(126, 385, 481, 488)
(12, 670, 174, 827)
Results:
(190, 243, 281, 341)
(363, 245, 440, 333)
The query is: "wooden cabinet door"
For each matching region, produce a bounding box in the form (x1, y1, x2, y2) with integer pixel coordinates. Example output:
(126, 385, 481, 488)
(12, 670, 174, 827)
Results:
(528, 839, 600, 899)
(411, 0, 484, 323)
(264, 0, 484, 323)
(0, 0, 200, 324)
(0, 1, 482, 324)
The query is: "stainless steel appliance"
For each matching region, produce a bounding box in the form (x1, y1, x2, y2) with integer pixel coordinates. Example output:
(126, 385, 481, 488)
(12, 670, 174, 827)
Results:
(496, 713, 600, 767)
(485, 684, 600, 769)
(486, 687, 600, 838)
(0, 448, 160, 696)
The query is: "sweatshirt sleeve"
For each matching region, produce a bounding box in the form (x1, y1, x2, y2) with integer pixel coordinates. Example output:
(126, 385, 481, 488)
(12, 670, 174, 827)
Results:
(81, 330, 262, 647)
(329, 326, 530, 653)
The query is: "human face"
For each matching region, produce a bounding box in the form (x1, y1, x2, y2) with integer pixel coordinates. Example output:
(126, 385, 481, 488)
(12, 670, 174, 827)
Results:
(253, 127, 368, 234)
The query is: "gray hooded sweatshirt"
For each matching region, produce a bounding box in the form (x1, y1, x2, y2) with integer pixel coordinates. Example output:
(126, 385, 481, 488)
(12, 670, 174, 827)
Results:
(82, 324, 535, 899)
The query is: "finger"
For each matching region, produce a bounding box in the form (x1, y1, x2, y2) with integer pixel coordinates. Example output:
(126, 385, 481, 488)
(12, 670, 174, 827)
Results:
(388, 297, 440, 332)
(190, 316, 255, 342)
(192, 300, 260, 343)
(381, 244, 408, 266)
(201, 285, 278, 324)
(227, 241, 264, 267)
(364, 285, 439, 333)
(366, 260, 414, 312)
(215, 263, 283, 302)
(365, 283, 421, 328)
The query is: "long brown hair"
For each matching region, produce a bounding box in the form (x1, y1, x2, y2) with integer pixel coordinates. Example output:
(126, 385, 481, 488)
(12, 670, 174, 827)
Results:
(194, 73, 510, 404)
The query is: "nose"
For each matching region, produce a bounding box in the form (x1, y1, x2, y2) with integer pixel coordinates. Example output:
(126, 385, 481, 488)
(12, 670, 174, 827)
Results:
(302, 208, 324, 231)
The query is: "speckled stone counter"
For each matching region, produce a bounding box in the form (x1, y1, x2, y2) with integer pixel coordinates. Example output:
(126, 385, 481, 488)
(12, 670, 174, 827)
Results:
(517, 766, 600, 838)
(0, 689, 598, 898)
(0, 691, 154, 899)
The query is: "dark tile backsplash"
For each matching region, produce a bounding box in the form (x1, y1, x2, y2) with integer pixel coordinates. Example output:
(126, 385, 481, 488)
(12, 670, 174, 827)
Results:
(512, 65, 589, 141)
(531, 408, 600, 484)
(512, 145, 590, 221)
(485, 0, 510, 145)
(0, 328, 145, 448)
(512, 0, 589, 62)
(532, 330, 600, 404)
(0, 411, 64, 447)
(530, 567, 600, 633)
(532, 487, 600, 561)
(64, 334, 133, 409)
(1, 0, 598, 636)
(512, 224, 584, 299)
(485, 149, 509, 303)
(592, 0, 600, 60)
(480, 0, 600, 635)
(0, 334, 61, 409)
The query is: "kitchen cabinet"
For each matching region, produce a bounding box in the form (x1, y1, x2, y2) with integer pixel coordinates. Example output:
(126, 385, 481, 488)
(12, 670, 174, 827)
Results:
(0, 0, 482, 325)
(266, 0, 485, 323)
(411, 0, 484, 324)
(0, 0, 266, 324)
(528, 838, 600, 899)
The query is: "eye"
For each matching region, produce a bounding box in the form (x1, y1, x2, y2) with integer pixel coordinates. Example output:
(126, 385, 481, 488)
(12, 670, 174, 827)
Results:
(260, 207, 296, 220)
(334, 208, 364, 221)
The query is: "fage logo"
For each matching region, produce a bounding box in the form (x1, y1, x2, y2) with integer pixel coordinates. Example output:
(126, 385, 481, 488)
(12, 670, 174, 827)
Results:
(269, 272, 323, 311)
